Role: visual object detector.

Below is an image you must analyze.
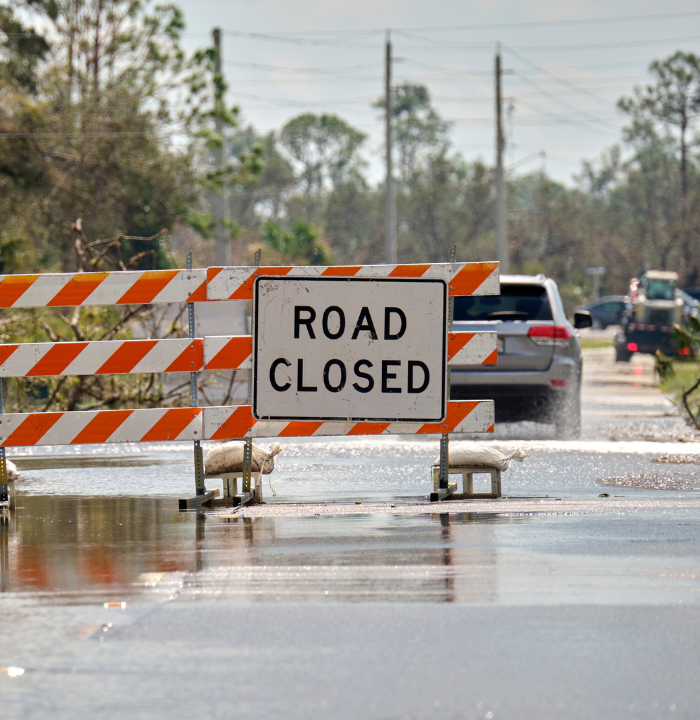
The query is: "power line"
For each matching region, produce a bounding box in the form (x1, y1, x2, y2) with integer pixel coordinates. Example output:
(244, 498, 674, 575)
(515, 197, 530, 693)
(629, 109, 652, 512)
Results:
(392, 33, 700, 52)
(509, 72, 620, 134)
(504, 46, 617, 108)
(215, 10, 700, 35)
(397, 10, 700, 32)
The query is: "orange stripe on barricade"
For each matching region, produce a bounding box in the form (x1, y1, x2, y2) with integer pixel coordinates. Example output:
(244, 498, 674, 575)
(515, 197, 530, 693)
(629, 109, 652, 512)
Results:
(204, 337, 251, 370)
(347, 422, 390, 435)
(2, 412, 63, 446)
(117, 270, 179, 304)
(207, 267, 224, 283)
(483, 349, 498, 365)
(450, 262, 498, 296)
(186, 281, 207, 303)
(140, 408, 201, 442)
(0, 345, 19, 365)
(27, 342, 89, 376)
(71, 409, 134, 444)
(164, 341, 204, 372)
(447, 332, 475, 361)
(0, 275, 40, 307)
(96, 340, 157, 374)
(278, 421, 323, 437)
(230, 267, 293, 300)
(209, 405, 256, 440)
(321, 266, 362, 277)
(47, 273, 109, 307)
(417, 400, 478, 434)
(389, 264, 430, 278)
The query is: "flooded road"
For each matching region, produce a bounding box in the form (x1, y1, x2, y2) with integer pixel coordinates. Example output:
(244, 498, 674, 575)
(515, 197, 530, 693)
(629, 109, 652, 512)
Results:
(2, 346, 700, 718)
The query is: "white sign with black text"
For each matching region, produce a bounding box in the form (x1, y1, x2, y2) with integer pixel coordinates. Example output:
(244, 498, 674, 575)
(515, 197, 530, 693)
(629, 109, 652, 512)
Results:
(253, 277, 447, 422)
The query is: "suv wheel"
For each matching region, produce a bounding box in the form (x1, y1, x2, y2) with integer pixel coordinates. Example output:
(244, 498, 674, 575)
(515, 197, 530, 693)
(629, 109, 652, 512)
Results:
(554, 380, 581, 440)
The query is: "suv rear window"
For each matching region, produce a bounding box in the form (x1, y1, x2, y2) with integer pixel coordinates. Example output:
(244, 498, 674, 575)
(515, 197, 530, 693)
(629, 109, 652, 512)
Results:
(454, 284, 553, 321)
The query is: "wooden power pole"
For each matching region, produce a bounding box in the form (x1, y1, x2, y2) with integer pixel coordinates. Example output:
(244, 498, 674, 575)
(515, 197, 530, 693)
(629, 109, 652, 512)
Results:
(212, 27, 229, 266)
(495, 44, 508, 274)
(384, 31, 397, 265)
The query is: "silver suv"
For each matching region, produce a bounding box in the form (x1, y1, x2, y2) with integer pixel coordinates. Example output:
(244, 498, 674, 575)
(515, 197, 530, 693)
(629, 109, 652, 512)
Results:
(450, 275, 591, 438)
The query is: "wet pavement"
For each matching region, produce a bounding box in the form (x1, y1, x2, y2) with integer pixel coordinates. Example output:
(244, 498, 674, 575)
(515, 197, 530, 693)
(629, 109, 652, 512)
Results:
(2, 345, 700, 718)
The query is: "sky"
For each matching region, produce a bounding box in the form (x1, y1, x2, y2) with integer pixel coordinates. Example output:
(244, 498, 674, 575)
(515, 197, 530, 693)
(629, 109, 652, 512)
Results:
(174, 0, 700, 185)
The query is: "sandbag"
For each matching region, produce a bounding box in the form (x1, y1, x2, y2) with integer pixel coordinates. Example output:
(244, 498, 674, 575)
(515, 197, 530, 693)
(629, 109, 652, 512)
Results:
(204, 441, 282, 476)
(6, 460, 19, 481)
(432, 442, 528, 471)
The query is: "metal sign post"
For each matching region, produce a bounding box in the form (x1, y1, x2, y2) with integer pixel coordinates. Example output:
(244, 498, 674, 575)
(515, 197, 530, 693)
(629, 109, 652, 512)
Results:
(240, 249, 261, 505)
(0, 376, 7, 509)
(436, 245, 457, 501)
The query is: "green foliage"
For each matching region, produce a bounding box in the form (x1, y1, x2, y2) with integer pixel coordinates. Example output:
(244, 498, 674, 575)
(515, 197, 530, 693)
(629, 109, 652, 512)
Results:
(0, 0, 256, 273)
(279, 113, 367, 197)
(655, 316, 700, 428)
(262, 221, 332, 266)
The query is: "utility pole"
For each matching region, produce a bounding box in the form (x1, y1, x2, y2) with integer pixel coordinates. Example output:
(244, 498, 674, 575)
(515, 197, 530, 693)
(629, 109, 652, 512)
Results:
(495, 43, 508, 274)
(213, 27, 229, 266)
(384, 31, 397, 265)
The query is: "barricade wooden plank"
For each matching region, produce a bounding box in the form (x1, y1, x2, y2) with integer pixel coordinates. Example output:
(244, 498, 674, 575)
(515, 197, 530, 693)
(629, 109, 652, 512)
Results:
(0, 339, 204, 377)
(447, 331, 498, 365)
(0, 332, 497, 378)
(0, 269, 207, 308)
(206, 262, 499, 301)
(202, 400, 494, 440)
(203, 336, 253, 370)
(0, 407, 202, 446)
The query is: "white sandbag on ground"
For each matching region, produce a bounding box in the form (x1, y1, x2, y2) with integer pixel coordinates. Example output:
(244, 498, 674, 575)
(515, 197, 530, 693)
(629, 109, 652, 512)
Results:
(204, 442, 282, 476)
(6, 460, 19, 481)
(432, 443, 528, 471)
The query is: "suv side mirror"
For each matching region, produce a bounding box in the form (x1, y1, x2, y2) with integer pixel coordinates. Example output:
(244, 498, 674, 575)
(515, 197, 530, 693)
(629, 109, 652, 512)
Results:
(573, 310, 593, 329)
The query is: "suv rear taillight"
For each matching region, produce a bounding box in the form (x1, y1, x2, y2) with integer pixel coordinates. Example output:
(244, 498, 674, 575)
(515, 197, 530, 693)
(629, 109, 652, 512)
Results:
(528, 325, 572, 347)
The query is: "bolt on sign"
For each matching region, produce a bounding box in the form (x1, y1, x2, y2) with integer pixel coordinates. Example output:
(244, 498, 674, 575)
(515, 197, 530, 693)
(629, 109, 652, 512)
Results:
(254, 277, 447, 422)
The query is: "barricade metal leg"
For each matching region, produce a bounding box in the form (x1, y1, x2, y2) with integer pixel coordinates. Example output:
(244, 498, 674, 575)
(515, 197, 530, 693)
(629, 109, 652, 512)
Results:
(0, 378, 8, 511)
(235, 249, 262, 508)
(179, 251, 218, 510)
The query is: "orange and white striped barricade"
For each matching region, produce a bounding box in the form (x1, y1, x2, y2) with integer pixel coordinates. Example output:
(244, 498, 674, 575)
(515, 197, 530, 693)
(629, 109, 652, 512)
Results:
(202, 260, 499, 504)
(0, 260, 498, 511)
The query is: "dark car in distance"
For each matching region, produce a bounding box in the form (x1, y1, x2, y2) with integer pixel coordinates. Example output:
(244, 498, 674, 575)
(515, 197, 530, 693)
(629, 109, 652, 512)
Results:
(582, 295, 628, 329)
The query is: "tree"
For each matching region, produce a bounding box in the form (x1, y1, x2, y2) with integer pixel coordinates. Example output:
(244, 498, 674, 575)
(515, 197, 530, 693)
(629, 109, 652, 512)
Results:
(261, 221, 332, 266)
(0, 0, 254, 272)
(279, 113, 367, 197)
(619, 52, 700, 281)
(374, 83, 451, 182)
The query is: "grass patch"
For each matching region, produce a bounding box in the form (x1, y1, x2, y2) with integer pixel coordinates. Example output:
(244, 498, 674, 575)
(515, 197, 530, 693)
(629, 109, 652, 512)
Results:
(659, 360, 700, 401)
(579, 337, 613, 349)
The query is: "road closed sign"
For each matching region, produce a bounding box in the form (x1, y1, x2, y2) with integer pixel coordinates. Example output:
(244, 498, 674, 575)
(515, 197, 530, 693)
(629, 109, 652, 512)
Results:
(253, 277, 447, 422)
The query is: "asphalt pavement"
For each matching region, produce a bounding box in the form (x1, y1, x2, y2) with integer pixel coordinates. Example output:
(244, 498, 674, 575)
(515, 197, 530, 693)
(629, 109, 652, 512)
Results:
(2, 341, 700, 719)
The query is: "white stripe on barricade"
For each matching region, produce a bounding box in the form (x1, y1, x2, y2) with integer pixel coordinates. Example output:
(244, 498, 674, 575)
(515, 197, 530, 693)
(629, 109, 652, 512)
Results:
(0, 269, 207, 308)
(0, 339, 203, 377)
(202, 400, 494, 440)
(0, 408, 202, 447)
(206, 262, 499, 301)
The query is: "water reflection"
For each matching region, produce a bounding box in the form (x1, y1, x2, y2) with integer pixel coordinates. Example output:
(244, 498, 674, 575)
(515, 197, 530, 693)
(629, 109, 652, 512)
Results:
(0, 496, 523, 604)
